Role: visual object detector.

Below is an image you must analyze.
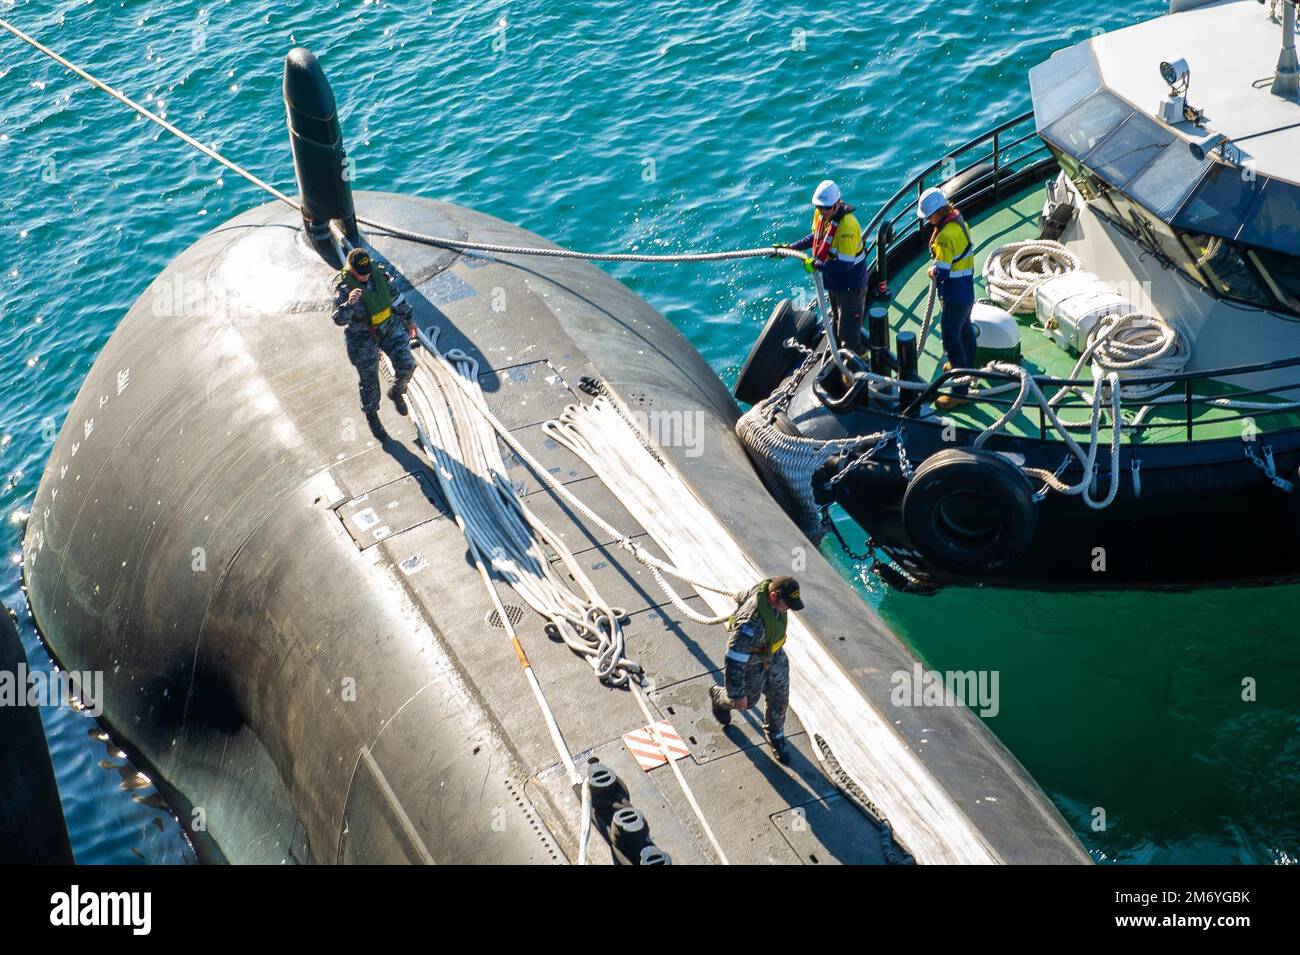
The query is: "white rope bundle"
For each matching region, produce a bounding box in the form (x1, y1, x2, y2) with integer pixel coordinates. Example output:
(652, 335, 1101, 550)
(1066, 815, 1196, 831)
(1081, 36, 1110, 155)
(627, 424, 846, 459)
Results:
(981, 239, 1081, 313)
(548, 386, 998, 863)
(543, 400, 745, 625)
(406, 334, 641, 685)
(974, 362, 1125, 509)
(1052, 311, 1190, 407)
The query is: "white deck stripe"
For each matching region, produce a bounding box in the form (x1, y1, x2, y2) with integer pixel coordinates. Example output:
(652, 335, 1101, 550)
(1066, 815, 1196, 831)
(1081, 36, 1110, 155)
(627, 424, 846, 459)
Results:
(564, 397, 1001, 864)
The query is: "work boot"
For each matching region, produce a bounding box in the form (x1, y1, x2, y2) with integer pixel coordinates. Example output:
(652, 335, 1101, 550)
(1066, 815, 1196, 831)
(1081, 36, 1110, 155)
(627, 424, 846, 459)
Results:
(388, 386, 409, 417)
(770, 737, 791, 765)
(708, 685, 731, 727)
(933, 393, 971, 412)
(365, 410, 388, 440)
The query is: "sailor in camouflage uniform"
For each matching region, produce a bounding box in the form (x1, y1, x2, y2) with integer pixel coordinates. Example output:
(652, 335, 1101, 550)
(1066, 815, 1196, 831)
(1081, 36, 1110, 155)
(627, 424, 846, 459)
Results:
(709, 575, 804, 764)
(332, 247, 418, 437)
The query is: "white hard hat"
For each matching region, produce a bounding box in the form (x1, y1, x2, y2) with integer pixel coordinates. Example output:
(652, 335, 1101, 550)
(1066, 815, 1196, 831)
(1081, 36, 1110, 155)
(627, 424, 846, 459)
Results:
(811, 179, 841, 207)
(918, 186, 948, 219)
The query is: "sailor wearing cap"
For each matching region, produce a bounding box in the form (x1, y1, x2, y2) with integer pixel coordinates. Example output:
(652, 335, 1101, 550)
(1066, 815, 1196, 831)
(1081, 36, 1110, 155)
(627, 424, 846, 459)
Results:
(709, 575, 804, 764)
(331, 247, 418, 437)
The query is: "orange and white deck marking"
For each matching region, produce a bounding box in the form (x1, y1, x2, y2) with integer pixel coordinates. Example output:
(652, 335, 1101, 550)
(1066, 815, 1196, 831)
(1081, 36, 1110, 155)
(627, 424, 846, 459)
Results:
(622, 720, 690, 771)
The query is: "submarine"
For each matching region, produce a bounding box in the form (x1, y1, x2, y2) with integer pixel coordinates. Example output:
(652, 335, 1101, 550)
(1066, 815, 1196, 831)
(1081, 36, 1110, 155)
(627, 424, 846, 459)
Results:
(19, 45, 1089, 864)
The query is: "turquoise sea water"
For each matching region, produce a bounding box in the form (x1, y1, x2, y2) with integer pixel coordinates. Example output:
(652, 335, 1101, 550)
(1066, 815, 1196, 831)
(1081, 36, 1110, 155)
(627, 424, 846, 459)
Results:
(0, 0, 1295, 863)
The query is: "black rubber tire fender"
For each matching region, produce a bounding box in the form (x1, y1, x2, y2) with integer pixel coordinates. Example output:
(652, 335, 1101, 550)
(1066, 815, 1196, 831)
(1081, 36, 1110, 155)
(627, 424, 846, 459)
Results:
(901, 448, 1037, 574)
(734, 299, 818, 405)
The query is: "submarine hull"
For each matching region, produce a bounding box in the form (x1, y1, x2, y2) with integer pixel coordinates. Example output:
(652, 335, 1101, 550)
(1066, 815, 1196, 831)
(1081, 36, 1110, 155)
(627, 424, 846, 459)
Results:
(24, 192, 1090, 864)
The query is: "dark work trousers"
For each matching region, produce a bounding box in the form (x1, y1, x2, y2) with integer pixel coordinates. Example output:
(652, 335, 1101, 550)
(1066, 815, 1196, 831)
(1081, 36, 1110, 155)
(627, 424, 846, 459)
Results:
(827, 286, 866, 356)
(939, 294, 977, 396)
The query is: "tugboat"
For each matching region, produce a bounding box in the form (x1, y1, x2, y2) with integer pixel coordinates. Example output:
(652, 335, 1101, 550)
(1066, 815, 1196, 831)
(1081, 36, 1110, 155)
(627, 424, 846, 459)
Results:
(736, 0, 1300, 587)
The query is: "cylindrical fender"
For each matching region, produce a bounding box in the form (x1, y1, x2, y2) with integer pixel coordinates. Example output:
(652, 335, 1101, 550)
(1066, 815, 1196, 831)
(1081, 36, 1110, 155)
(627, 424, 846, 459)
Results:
(734, 299, 818, 405)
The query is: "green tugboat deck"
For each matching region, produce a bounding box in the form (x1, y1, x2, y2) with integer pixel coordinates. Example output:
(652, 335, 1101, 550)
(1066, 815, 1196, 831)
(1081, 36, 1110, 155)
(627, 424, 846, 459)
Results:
(884, 184, 1300, 444)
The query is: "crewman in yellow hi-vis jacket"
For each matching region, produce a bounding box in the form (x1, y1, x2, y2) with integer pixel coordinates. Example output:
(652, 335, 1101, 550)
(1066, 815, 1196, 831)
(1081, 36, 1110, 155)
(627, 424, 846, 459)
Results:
(780, 180, 868, 357)
(919, 186, 977, 411)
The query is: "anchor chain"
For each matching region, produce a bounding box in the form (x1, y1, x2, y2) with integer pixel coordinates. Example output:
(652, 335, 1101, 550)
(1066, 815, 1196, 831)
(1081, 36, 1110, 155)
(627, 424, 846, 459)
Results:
(1244, 440, 1295, 493)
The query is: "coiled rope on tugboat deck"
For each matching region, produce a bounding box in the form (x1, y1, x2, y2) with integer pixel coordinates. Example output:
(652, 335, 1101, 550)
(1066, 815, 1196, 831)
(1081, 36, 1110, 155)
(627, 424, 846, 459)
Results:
(981, 239, 1081, 313)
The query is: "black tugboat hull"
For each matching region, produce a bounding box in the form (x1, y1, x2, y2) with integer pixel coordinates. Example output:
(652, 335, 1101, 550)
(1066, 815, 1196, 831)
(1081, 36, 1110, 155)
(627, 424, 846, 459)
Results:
(819, 407, 1300, 588)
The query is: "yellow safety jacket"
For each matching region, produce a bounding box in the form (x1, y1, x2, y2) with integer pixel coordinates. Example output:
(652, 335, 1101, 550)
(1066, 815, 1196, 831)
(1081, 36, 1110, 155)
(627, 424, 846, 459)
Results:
(929, 215, 974, 276)
(929, 212, 975, 302)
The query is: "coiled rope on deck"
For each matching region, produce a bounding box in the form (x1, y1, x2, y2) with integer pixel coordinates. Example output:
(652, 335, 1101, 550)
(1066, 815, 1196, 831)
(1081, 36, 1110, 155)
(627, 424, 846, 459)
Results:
(404, 327, 734, 863)
(981, 239, 1081, 313)
(405, 328, 643, 686)
(1049, 311, 1190, 409)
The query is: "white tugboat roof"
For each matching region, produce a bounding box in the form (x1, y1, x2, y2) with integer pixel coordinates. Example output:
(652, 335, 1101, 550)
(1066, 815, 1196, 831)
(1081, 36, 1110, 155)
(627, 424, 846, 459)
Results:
(1031, 0, 1300, 255)
(1095, 0, 1300, 183)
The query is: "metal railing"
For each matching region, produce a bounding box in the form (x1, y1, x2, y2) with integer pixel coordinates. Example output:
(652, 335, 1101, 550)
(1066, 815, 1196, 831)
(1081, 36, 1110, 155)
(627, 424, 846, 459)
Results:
(864, 109, 1050, 277)
(859, 110, 1300, 442)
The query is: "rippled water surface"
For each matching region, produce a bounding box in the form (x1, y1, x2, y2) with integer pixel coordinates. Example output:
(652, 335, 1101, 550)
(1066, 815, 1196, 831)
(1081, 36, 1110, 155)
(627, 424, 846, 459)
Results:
(0, 0, 1295, 863)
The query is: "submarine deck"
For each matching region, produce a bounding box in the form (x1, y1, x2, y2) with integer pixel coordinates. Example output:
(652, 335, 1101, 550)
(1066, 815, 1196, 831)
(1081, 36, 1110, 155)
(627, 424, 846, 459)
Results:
(346, 359, 891, 864)
(885, 182, 1300, 442)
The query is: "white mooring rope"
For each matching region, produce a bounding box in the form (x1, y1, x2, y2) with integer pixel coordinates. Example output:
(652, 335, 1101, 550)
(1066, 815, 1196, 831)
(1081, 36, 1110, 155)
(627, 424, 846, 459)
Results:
(405, 328, 733, 864)
(981, 239, 1081, 314)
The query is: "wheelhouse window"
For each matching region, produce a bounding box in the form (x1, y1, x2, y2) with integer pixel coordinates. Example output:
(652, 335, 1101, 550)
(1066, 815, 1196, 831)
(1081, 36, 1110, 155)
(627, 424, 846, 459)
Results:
(1085, 112, 1173, 185)
(1172, 162, 1265, 237)
(1126, 138, 1209, 219)
(1179, 232, 1274, 307)
(1239, 179, 1300, 257)
(1042, 91, 1133, 159)
(1248, 249, 1300, 311)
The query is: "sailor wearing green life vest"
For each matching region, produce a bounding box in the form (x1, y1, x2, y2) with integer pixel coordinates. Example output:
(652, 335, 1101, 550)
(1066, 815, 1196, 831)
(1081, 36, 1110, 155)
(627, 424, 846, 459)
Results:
(709, 575, 804, 764)
(331, 247, 418, 437)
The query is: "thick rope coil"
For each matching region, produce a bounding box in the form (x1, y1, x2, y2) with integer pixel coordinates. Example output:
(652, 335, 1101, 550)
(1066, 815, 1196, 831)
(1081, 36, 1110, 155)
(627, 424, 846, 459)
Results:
(981, 239, 1081, 314)
(1049, 311, 1189, 410)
